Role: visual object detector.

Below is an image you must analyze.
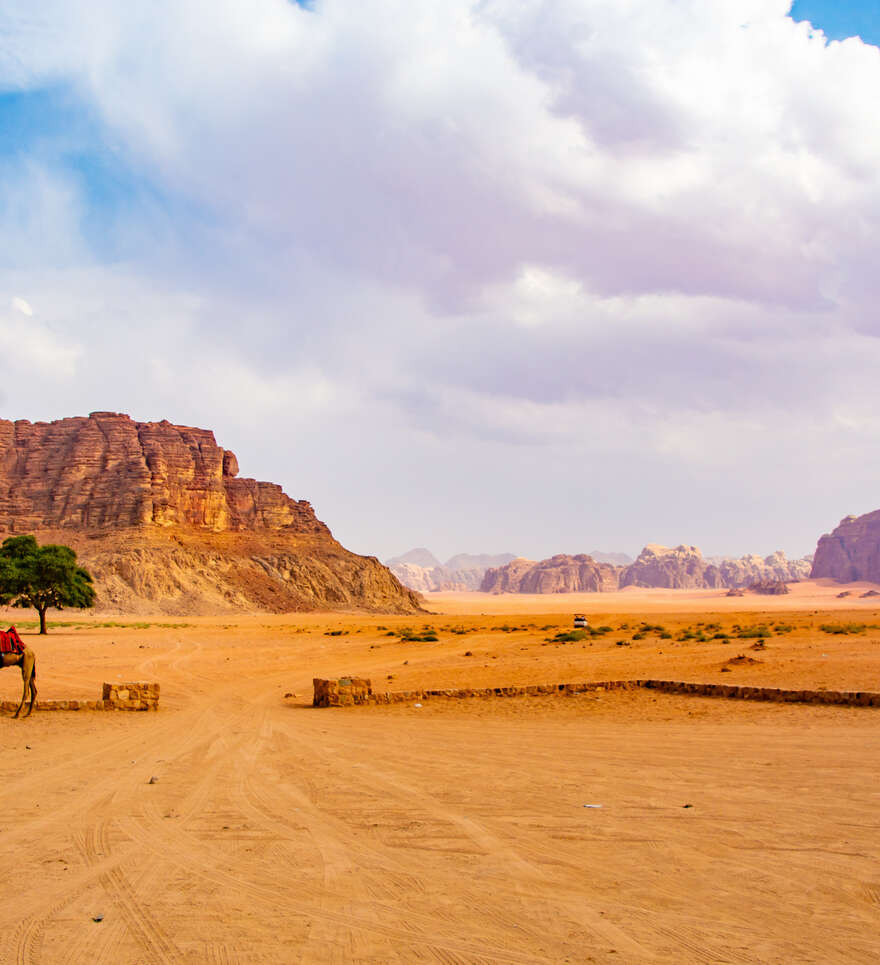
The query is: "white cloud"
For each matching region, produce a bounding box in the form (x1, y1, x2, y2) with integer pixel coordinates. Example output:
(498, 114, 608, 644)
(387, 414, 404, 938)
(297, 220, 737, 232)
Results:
(0, 1, 878, 558)
(10, 296, 32, 316)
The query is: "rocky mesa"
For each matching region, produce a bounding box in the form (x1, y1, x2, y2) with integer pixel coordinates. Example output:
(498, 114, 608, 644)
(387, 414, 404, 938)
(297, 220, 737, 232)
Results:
(481, 555, 622, 593)
(620, 544, 721, 590)
(0, 412, 422, 614)
(811, 510, 880, 583)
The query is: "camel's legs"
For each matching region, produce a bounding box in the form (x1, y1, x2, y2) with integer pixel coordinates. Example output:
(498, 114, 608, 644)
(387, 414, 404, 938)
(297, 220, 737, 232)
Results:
(13, 651, 36, 719)
(27, 659, 37, 717)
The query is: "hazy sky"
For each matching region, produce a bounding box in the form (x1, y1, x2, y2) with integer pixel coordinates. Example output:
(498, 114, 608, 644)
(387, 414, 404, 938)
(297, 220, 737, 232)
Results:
(1, 1, 878, 563)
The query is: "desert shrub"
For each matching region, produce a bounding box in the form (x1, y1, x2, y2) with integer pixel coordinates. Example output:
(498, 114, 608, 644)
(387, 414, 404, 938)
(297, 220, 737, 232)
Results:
(735, 625, 771, 638)
(819, 623, 867, 635)
(548, 630, 588, 643)
(659, 631, 673, 640)
(712, 632, 729, 640)
(399, 630, 438, 642)
(632, 632, 646, 640)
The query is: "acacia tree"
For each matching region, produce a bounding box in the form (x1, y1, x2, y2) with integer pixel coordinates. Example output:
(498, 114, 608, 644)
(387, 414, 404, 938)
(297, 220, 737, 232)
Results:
(0, 535, 95, 634)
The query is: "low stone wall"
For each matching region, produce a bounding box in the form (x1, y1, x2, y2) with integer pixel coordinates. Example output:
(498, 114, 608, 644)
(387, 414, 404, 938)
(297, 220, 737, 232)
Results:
(102, 682, 160, 711)
(313, 676, 372, 707)
(312, 678, 880, 709)
(0, 681, 160, 713)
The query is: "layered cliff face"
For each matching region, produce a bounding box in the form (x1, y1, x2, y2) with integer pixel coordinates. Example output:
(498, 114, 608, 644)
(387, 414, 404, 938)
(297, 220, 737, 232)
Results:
(480, 555, 622, 593)
(0, 412, 422, 614)
(811, 511, 880, 583)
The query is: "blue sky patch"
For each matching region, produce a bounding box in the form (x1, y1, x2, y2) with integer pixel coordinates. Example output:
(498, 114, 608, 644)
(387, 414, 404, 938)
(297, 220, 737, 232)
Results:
(790, 1, 880, 46)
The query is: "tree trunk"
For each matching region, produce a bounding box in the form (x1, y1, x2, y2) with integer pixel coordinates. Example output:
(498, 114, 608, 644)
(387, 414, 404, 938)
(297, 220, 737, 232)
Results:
(38, 606, 47, 634)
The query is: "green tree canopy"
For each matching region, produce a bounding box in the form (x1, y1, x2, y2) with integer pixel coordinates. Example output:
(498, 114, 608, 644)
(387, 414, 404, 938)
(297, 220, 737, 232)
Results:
(0, 535, 96, 634)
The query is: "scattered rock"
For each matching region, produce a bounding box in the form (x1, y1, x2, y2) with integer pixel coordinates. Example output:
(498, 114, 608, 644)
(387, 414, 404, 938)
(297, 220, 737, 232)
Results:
(722, 654, 762, 669)
(148, 776, 159, 784)
(748, 580, 790, 595)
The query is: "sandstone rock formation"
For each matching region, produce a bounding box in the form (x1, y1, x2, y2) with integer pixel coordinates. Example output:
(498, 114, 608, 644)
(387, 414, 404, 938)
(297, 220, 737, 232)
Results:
(478, 545, 810, 594)
(811, 511, 880, 583)
(387, 550, 516, 592)
(712, 551, 811, 587)
(480, 555, 622, 593)
(620, 544, 722, 590)
(0, 412, 422, 614)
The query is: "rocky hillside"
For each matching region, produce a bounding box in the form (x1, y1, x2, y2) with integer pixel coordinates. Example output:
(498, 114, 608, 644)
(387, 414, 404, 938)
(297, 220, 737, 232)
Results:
(386, 550, 516, 592)
(0, 412, 422, 614)
(811, 511, 880, 582)
(480, 554, 620, 593)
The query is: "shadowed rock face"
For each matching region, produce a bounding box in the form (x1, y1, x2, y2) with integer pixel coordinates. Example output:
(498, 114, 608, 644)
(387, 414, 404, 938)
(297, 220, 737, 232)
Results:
(811, 511, 880, 583)
(0, 412, 422, 615)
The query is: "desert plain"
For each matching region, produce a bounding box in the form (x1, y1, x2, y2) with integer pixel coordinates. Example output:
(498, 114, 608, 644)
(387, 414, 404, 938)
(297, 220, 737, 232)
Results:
(0, 581, 878, 963)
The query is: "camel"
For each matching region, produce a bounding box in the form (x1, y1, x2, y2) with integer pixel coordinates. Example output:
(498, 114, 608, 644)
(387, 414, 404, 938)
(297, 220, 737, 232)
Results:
(1, 649, 37, 718)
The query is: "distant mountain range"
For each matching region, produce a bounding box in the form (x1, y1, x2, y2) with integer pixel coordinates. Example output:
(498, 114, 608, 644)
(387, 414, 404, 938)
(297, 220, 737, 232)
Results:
(384, 549, 518, 592)
(481, 545, 811, 593)
(386, 544, 813, 594)
(385, 548, 633, 592)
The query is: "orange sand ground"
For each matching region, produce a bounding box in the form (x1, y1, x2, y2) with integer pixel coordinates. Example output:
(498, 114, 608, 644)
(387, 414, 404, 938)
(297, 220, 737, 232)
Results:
(0, 580, 878, 963)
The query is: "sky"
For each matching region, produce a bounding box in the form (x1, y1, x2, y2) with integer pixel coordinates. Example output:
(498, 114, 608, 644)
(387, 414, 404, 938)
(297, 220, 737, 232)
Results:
(1, 1, 879, 564)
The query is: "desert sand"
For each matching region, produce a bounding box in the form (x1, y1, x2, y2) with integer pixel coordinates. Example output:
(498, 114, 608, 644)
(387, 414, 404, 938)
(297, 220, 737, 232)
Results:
(0, 581, 878, 963)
